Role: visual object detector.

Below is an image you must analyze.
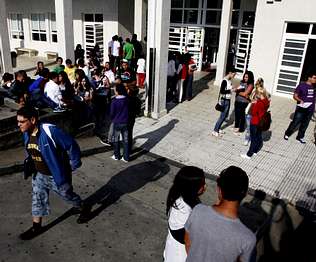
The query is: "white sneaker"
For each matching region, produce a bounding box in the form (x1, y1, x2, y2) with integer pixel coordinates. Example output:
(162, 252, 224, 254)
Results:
(240, 153, 251, 159)
(212, 131, 220, 137)
(121, 158, 129, 163)
(244, 140, 250, 146)
(219, 130, 225, 135)
(253, 153, 257, 156)
(111, 155, 119, 161)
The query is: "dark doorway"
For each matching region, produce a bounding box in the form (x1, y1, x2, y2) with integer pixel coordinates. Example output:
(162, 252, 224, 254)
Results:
(300, 39, 316, 81)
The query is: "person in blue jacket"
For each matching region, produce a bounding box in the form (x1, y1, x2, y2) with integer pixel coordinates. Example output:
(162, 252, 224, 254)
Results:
(17, 106, 88, 240)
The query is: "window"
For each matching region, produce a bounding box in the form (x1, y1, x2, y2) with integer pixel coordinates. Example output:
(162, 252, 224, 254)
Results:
(205, 10, 221, 25)
(206, 0, 222, 9)
(84, 14, 103, 23)
(312, 24, 316, 35)
(241, 11, 255, 28)
(31, 14, 47, 41)
(172, 0, 183, 8)
(9, 14, 24, 40)
(50, 13, 57, 43)
(286, 23, 309, 34)
(184, 0, 198, 8)
(184, 10, 198, 24)
(170, 9, 183, 23)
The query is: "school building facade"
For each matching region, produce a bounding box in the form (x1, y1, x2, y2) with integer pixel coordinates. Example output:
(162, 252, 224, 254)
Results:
(0, 0, 315, 117)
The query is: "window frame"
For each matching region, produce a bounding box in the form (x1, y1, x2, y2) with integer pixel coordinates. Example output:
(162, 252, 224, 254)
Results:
(50, 13, 57, 43)
(30, 13, 47, 42)
(8, 13, 24, 40)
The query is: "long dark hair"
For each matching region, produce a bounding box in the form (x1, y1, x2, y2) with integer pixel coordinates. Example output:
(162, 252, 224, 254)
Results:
(241, 70, 255, 85)
(166, 166, 205, 215)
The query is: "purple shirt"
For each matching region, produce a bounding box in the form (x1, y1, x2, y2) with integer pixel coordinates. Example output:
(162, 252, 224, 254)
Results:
(110, 96, 129, 124)
(295, 82, 316, 112)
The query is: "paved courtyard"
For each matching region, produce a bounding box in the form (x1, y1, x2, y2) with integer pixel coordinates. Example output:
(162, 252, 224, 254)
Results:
(133, 78, 316, 212)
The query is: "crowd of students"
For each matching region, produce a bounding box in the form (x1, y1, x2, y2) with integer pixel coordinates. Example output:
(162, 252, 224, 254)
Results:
(1, 34, 145, 161)
(166, 51, 197, 103)
(211, 67, 316, 160)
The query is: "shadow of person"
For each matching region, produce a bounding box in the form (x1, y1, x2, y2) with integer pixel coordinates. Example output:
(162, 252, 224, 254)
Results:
(221, 109, 236, 130)
(77, 157, 170, 223)
(239, 190, 269, 234)
(131, 119, 179, 160)
(256, 197, 294, 262)
(277, 198, 316, 262)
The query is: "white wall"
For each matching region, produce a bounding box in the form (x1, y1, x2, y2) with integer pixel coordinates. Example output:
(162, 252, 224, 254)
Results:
(118, 0, 135, 40)
(249, 0, 316, 95)
(5, 0, 119, 59)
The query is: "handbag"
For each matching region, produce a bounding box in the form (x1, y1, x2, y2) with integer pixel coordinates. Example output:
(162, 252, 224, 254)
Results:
(215, 89, 225, 112)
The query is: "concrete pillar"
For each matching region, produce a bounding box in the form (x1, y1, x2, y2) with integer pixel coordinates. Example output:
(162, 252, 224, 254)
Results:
(55, 0, 74, 62)
(145, 0, 170, 119)
(214, 0, 233, 85)
(0, 0, 13, 74)
(134, 0, 147, 42)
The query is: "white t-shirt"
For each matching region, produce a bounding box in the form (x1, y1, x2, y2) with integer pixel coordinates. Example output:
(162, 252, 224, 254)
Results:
(112, 40, 120, 57)
(137, 58, 146, 73)
(44, 80, 62, 105)
(79, 65, 91, 80)
(164, 197, 192, 262)
(104, 69, 115, 84)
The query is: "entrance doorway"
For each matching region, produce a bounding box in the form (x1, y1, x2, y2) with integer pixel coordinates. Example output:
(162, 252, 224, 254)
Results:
(300, 39, 316, 81)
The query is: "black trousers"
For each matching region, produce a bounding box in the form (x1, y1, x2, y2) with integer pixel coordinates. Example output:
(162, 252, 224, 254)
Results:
(234, 101, 248, 132)
(285, 106, 313, 139)
(128, 119, 135, 153)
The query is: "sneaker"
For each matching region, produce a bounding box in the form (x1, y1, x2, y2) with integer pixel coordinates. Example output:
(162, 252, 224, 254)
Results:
(111, 155, 119, 160)
(296, 138, 306, 144)
(240, 153, 251, 159)
(219, 130, 225, 135)
(244, 140, 250, 146)
(99, 138, 111, 146)
(253, 153, 258, 156)
(121, 158, 129, 163)
(233, 131, 241, 136)
(284, 135, 289, 140)
(19, 225, 43, 240)
(231, 127, 239, 132)
(212, 131, 220, 137)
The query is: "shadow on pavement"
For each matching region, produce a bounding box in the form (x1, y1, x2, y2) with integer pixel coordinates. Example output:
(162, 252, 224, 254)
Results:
(221, 109, 235, 130)
(77, 157, 170, 223)
(29, 158, 170, 238)
(239, 190, 269, 234)
(132, 119, 179, 161)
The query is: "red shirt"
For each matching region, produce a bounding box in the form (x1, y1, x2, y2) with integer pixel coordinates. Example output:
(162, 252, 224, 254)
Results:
(250, 98, 270, 125)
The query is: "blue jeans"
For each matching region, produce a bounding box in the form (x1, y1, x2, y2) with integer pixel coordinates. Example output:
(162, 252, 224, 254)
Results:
(32, 173, 82, 217)
(244, 114, 252, 143)
(113, 123, 129, 161)
(214, 99, 230, 132)
(247, 124, 262, 157)
(285, 106, 313, 139)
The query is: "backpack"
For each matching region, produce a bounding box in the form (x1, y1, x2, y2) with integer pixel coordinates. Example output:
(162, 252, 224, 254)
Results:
(258, 111, 271, 131)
